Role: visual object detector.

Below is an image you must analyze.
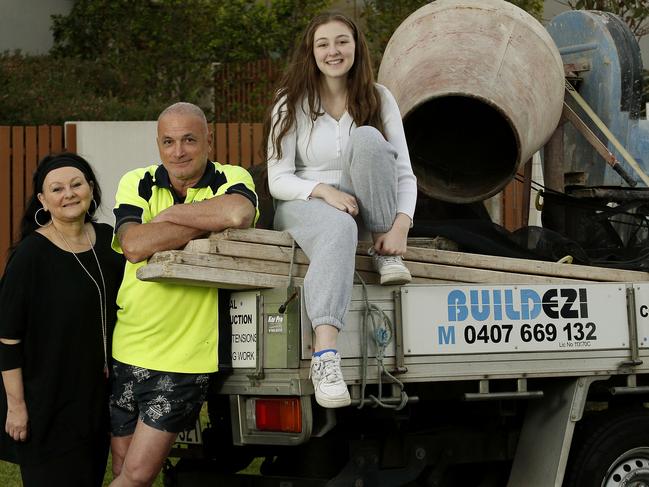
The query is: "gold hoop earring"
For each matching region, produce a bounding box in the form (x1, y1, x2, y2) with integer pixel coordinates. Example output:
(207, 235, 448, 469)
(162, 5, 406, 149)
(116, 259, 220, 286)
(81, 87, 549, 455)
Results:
(34, 208, 50, 227)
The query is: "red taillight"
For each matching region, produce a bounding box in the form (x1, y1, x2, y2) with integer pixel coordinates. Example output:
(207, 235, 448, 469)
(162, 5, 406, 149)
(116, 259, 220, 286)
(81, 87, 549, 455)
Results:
(255, 397, 302, 433)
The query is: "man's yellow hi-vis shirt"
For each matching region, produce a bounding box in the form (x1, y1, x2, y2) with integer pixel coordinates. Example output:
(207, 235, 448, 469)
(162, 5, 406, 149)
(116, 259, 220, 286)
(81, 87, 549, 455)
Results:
(111, 161, 258, 373)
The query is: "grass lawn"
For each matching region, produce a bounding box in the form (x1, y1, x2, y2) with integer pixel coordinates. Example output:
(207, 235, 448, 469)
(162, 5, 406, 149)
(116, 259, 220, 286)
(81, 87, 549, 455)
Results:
(0, 460, 20, 487)
(0, 455, 166, 486)
(1, 455, 261, 485)
(0, 406, 261, 485)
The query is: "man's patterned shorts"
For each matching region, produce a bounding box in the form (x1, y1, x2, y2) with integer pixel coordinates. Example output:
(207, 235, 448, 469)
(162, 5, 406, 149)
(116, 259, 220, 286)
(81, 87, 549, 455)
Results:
(109, 359, 209, 436)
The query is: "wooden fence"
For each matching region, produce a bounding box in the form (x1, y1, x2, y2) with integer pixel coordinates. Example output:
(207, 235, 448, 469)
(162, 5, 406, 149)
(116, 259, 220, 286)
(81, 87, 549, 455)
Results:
(0, 122, 264, 273)
(0, 121, 530, 273)
(502, 159, 533, 231)
(209, 122, 264, 167)
(0, 125, 77, 272)
(213, 59, 283, 122)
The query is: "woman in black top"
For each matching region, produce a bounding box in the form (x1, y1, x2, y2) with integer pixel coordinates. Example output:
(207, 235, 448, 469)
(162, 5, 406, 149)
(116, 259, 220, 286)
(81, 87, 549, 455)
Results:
(0, 153, 124, 486)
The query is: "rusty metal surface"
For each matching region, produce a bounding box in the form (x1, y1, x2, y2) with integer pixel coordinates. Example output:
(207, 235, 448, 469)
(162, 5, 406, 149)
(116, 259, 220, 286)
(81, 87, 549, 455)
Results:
(562, 102, 637, 187)
(378, 0, 565, 203)
(547, 11, 649, 189)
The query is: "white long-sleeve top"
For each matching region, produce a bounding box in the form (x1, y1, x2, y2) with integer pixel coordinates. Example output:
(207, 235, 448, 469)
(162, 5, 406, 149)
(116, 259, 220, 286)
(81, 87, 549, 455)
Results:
(267, 83, 418, 220)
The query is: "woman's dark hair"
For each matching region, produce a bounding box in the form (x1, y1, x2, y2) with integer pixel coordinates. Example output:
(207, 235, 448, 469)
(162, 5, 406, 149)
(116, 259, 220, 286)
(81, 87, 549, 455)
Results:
(17, 152, 102, 244)
(263, 11, 384, 161)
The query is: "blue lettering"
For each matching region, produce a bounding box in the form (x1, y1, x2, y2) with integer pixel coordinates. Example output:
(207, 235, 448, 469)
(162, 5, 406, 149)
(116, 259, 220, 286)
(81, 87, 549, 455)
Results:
(520, 289, 541, 320)
(470, 290, 490, 321)
(438, 325, 456, 345)
(505, 289, 521, 320)
(448, 290, 468, 321)
(447, 288, 546, 322)
(493, 290, 503, 320)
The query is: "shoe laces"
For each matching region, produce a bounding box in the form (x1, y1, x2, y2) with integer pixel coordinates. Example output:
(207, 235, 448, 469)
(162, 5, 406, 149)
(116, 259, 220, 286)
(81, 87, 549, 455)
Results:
(322, 355, 343, 382)
(311, 354, 343, 382)
(377, 255, 403, 266)
(368, 247, 403, 266)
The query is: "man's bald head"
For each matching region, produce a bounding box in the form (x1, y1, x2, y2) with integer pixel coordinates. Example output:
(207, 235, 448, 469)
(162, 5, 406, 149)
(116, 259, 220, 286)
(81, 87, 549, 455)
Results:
(158, 102, 207, 127)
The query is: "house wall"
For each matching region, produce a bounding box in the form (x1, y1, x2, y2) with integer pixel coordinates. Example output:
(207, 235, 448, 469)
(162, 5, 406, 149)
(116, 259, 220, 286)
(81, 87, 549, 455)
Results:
(70, 122, 159, 224)
(0, 0, 73, 54)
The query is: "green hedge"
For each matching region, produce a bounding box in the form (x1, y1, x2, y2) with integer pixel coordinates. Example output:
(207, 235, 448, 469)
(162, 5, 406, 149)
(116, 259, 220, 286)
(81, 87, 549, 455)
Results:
(0, 52, 186, 125)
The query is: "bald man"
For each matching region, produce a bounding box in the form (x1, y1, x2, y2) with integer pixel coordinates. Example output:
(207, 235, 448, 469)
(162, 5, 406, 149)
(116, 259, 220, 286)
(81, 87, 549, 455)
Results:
(109, 102, 258, 486)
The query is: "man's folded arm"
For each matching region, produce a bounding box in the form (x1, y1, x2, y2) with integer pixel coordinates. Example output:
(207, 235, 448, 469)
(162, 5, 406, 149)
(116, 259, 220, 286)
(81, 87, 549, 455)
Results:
(116, 193, 256, 264)
(117, 221, 205, 264)
(151, 193, 256, 232)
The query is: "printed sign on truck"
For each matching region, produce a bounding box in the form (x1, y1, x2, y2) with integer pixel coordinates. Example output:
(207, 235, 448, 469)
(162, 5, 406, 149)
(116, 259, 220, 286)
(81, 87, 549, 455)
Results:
(402, 284, 629, 355)
(633, 284, 649, 349)
(229, 291, 258, 368)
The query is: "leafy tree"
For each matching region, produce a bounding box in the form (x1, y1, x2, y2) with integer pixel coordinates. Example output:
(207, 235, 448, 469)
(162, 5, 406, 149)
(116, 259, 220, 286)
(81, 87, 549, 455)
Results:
(0, 52, 170, 124)
(50, 0, 330, 105)
(51, 0, 220, 110)
(208, 0, 331, 62)
(0, 0, 331, 124)
(557, 1, 649, 109)
(362, 0, 427, 69)
(362, 0, 544, 69)
(207, 0, 331, 120)
(511, 0, 544, 19)
(558, 0, 649, 38)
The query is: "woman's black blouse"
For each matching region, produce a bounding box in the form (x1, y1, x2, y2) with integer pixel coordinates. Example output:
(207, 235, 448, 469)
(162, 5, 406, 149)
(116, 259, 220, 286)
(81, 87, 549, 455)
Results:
(0, 222, 124, 465)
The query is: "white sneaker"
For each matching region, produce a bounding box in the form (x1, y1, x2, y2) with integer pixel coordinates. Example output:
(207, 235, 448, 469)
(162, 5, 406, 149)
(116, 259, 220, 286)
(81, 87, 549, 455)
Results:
(368, 247, 412, 285)
(310, 351, 351, 408)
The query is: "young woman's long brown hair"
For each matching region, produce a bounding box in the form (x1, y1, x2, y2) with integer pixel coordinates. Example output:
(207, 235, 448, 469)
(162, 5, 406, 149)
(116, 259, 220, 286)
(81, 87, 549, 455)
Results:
(264, 12, 384, 161)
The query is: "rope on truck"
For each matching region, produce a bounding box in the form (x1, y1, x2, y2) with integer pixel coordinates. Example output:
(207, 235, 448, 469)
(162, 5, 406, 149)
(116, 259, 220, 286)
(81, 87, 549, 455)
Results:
(356, 273, 408, 410)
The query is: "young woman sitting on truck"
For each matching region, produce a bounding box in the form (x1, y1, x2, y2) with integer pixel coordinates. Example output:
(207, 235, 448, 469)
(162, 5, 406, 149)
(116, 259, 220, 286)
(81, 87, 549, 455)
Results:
(264, 12, 418, 408)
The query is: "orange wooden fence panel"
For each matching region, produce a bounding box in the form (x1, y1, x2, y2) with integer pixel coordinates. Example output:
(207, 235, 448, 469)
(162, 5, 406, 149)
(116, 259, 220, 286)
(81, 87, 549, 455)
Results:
(25, 127, 37, 198)
(51, 126, 63, 153)
(213, 123, 228, 163)
(0, 127, 10, 275)
(240, 123, 252, 169)
(11, 127, 25, 244)
(227, 123, 240, 166)
(213, 58, 282, 122)
(502, 159, 533, 232)
(210, 122, 263, 169)
(66, 123, 78, 153)
(38, 126, 50, 160)
(0, 125, 73, 273)
(252, 124, 264, 165)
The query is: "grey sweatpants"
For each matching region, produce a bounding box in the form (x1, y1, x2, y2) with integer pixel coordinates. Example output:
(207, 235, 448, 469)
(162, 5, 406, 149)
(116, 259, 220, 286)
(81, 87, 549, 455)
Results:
(273, 126, 399, 330)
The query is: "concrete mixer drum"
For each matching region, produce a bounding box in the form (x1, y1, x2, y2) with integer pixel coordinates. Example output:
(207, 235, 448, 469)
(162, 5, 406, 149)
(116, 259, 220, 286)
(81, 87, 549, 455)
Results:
(378, 0, 566, 203)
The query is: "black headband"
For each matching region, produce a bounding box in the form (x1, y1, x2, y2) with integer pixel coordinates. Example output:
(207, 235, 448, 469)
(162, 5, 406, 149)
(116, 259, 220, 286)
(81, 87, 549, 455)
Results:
(36, 157, 90, 193)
